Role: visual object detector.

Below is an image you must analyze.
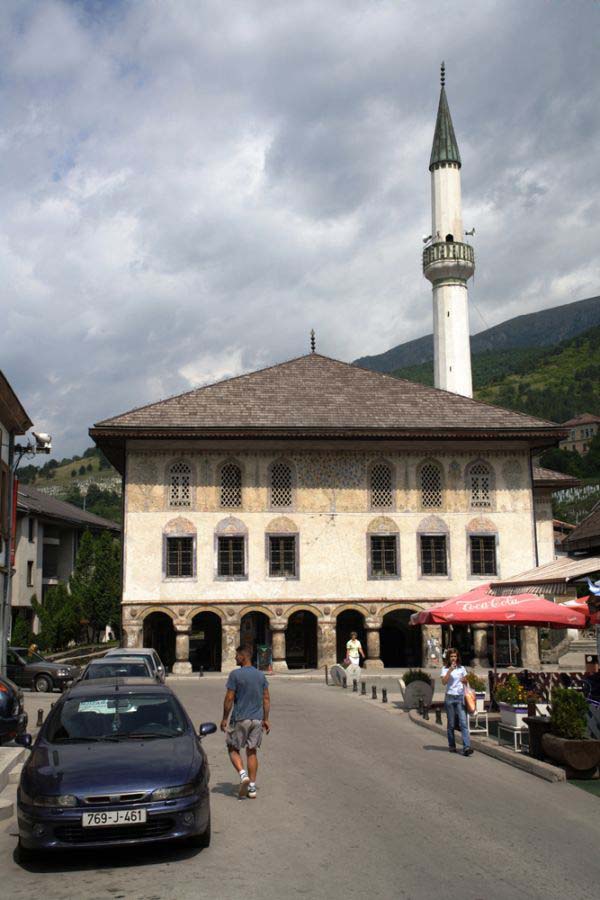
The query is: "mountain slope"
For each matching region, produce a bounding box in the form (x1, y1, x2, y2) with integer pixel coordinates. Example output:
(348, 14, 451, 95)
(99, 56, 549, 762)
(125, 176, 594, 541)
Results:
(354, 294, 600, 373)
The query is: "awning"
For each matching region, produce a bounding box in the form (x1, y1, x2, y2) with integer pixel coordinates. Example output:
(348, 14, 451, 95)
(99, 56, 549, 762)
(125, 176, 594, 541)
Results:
(489, 556, 600, 596)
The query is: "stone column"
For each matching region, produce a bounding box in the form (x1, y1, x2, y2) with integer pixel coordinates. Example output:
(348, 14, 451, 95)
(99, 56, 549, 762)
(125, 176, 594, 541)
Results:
(271, 623, 288, 673)
(421, 624, 443, 668)
(172, 625, 192, 675)
(363, 622, 384, 671)
(519, 626, 540, 668)
(472, 624, 489, 668)
(123, 624, 143, 648)
(318, 619, 336, 669)
(221, 622, 239, 673)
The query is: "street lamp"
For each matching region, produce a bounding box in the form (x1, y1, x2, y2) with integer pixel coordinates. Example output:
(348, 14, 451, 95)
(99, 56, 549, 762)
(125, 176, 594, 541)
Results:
(0, 431, 52, 676)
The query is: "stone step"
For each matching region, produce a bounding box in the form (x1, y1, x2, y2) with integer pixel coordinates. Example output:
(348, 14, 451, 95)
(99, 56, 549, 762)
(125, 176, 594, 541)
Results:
(8, 764, 23, 785)
(0, 795, 14, 822)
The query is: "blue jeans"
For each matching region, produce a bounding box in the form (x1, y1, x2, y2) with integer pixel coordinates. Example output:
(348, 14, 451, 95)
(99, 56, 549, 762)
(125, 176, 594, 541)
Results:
(445, 696, 471, 749)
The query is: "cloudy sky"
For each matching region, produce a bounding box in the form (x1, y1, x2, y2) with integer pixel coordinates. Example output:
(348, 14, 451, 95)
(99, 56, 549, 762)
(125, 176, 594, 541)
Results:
(1, 0, 599, 456)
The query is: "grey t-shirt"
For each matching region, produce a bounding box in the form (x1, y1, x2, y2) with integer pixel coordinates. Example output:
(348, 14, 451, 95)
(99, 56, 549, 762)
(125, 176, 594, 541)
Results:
(226, 666, 268, 722)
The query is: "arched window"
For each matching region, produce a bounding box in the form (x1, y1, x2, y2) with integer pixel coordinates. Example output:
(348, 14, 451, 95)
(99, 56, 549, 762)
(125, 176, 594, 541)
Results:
(270, 463, 292, 508)
(469, 462, 492, 508)
(168, 461, 192, 507)
(370, 463, 393, 510)
(420, 463, 442, 508)
(220, 464, 242, 508)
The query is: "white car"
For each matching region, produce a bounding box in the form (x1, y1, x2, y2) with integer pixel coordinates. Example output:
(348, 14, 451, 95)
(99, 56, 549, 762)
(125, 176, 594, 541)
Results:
(104, 647, 166, 682)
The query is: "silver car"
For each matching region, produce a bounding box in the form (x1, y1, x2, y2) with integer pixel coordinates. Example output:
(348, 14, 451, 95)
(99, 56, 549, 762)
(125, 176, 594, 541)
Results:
(104, 648, 166, 682)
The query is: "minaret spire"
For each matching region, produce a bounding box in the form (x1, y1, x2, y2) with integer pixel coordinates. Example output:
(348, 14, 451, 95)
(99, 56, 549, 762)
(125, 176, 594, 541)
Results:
(422, 63, 474, 398)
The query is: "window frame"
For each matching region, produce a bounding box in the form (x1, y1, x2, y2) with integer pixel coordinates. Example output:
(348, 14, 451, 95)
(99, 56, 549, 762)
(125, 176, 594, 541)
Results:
(27, 559, 34, 587)
(469, 533, 498, 578)
(162, 532, 197, 581)
(269, 461, 295, 511)
(467, 460, 494, 510)
(219, 462, 243, 510)
(216, 534, 248, 581)
(367, 533, 400, 579)
(419, 533, 449, 578)
(418, 461, 444, 510)
(369, 461, 395, 512)
(167, 459, 193, 509)
(266, 533, 299, 580)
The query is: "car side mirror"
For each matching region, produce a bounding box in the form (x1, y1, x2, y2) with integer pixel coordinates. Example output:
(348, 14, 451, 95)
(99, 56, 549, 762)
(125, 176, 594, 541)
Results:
(199, 722, 217, 737)
(15, 733, 33, 749)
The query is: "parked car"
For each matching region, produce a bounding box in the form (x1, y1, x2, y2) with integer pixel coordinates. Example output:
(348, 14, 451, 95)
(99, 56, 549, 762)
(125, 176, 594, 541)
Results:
(79, 657, 158, 681)
(7, 647, 81, 693)
(0, 675, 28, 745)
(16, 678, 216, 856)
(104, 647, 166, 682)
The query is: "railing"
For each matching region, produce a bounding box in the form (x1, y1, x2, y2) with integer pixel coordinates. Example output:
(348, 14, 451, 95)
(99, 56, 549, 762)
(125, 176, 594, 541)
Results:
(422, 240, 475, 272)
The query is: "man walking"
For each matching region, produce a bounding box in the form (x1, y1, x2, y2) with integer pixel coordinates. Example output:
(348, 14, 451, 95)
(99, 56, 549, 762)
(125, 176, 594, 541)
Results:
(221, 644, 271, 799)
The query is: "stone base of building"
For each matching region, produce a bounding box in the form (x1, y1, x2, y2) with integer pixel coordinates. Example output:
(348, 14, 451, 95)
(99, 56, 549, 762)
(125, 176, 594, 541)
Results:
(363, 658, 384, 671)
(172, 661, 193, 675)
(271, 659, 289, 673)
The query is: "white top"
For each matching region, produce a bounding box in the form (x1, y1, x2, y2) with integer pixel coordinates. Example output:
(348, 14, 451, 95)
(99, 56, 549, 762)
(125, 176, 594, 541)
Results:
(441, 665, 467, 697)
(346, 639, 362, 662)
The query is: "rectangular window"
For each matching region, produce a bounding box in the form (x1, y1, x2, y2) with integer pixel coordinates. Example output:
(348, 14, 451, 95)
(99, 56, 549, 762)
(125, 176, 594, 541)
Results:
(420, 535, 448, 576)
(166, 536, 194, 578)
(370, 535, 398, 576)
(28, 517, 35, 543)
(218, 536, 245, 577)
(470, 535, 497, 576)
(269, 535, 296, 577)
(42, 544, 59, 579)
(27, 560, 34, 587)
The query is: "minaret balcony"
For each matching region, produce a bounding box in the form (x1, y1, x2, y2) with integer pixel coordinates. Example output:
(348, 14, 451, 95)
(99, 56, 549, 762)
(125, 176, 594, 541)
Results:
(423, 240, 475, 283)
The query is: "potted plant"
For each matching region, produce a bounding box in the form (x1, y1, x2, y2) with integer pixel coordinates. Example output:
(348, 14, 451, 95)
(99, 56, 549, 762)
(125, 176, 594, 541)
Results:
(398, 669, 435, 709)
(541, 686, 600, 777)
(494, 675, 528, 728)
(466, 672, 486, 712)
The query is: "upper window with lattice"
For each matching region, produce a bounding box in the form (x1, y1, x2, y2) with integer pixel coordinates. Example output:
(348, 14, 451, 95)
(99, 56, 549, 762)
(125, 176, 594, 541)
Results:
(370, 464, 393, 509)
(220, 464, 242, 508)
(270, 463, 292, 508)
(169, 461, 192, 507)
(469, 463, 492, 508)
(420, 463, 442, 508)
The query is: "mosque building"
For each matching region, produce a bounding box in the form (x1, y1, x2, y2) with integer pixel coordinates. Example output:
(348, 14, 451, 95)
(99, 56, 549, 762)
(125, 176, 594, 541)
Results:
(91, 68, 569, 673)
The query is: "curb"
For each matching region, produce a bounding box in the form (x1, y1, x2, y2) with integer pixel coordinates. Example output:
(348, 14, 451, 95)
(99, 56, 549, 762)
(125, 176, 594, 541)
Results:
(408, 710, 566, 783)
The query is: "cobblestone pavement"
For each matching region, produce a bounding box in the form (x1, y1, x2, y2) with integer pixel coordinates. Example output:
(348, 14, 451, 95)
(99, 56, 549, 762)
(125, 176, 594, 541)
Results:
(1, 678, 599, 900)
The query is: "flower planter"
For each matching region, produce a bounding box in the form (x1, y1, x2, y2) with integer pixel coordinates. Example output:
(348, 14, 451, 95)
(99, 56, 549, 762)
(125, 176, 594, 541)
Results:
(498, 702, 528, 729)
(541, 733, 600, 778)
(475, 692, 485, 713)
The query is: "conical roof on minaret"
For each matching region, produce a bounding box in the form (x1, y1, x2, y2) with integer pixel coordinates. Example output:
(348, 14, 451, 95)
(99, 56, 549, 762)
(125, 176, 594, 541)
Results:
(429, 63, 461, 170)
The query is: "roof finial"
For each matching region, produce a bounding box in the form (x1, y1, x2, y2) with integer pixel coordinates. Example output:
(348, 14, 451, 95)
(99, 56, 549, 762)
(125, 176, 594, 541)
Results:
(440, 61, 445, 88)
(310, 329, 316, 353)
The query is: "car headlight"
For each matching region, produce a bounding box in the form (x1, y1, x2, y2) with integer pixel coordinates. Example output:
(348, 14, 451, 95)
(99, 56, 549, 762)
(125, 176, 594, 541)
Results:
(57, 669, 71, 678)
(20, 788, 77, 807)
(151, 783, 196, 801)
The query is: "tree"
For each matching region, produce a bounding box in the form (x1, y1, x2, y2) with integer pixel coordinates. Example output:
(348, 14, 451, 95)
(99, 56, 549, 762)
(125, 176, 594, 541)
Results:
(78, 465, 86, 476)
(32, 586, 80, 651)
(88, 532, 122, 640)
(10, 612, 32, 647)
(69, 531, 96, 635)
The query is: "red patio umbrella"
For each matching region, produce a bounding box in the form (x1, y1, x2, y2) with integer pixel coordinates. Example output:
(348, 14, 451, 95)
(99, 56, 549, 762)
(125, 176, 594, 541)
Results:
(410, 583, 587, 671)
(562, 597, 600, 625)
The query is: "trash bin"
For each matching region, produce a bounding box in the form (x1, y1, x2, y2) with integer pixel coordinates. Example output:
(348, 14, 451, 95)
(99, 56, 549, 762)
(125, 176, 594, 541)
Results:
(256, 645, 272, 672)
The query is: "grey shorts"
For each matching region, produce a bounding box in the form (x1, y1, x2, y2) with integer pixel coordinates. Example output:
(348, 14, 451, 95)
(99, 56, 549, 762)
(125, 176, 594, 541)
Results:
(226, 719, 264, 751)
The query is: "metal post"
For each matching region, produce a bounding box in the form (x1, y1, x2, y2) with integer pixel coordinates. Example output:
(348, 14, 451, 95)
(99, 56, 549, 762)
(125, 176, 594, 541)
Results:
(371, 685, 377, 700)
(423, 704, 429, 720)
(325, 665, 329, 685)
(0, 434, 15, 677)
(418, 698, 424, 717)
(435, 707, 443, 725)
(352, 679, 358, 692)
(36, 709, 44, 727)
(361, 681, 366, 696)
(199, 666, 204, 678)
(343, 675, 347, 689)
(382, 688, 387, 703)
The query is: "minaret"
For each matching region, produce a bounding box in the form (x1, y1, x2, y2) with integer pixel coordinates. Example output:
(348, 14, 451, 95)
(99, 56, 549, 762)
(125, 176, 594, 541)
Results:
(423, 62, 474, 398)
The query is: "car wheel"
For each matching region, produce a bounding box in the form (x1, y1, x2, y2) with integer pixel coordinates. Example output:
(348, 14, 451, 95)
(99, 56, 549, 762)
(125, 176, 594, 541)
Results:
(189, 814, 211, 849)
(34, 675, 52, 693)
(17, 837, 35, 863)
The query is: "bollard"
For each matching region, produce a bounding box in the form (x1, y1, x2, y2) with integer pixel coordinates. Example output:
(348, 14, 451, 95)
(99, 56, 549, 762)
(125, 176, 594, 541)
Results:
(435, 707, 443, 725)
(325, 665, 329, 686)
(343, 675, 347, 689)
(423, 705, 430, 720)
(361, 681, 366, 696)
(371, 685, 377, 700)
(353, 679, 358, 693)
(382, 688, 387, 704)
(199, 666, 204, 678)
(36, 709, 44, 727)
(418, 698, 424, 717)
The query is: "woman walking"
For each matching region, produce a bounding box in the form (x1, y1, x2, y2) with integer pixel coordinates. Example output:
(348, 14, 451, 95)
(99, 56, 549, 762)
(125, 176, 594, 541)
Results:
(441, 647, 473, 756)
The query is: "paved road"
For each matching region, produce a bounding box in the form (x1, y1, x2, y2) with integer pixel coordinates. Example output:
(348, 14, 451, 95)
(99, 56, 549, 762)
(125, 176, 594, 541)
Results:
(1, 679, 599, 900)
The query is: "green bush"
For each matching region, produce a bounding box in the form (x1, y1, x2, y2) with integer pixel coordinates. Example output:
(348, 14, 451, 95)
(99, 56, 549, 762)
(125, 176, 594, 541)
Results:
(466, 672, 486, 692)
(10, 614, 32, 647)
(403, 669, 431, 686)
(550, 686, 588, 740)
(495, 674, 527, 705)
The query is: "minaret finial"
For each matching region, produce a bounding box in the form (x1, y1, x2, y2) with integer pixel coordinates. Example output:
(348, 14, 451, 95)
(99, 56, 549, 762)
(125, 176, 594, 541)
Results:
(310, 329, 316, 353)
(440, 61, 445, 88)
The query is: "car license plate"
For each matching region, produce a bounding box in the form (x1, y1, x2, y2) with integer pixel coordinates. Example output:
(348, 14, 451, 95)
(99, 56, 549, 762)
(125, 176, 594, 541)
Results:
(82, 809, 147, 828)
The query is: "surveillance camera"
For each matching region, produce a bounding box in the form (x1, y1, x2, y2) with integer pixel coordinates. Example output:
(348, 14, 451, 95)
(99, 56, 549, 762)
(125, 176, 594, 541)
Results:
(32, 432, 52, 453)
(422, 235, 432, 244)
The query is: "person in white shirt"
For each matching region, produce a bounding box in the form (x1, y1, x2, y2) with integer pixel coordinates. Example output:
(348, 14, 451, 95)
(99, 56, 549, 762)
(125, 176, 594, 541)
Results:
(441, 647, 473, 756)
(345, 631, 365, 681)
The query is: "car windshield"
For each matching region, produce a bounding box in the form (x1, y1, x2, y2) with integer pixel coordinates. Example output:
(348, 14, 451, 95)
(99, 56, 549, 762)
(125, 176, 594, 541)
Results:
(22, 651, 45, 664)
(84, 663, 151, 680)
(46, 694, 188, 741)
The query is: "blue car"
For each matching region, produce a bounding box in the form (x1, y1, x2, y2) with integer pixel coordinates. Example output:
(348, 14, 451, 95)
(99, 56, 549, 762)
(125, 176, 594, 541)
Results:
(0, 674, 28, 745)
(16, 678, 216, 856)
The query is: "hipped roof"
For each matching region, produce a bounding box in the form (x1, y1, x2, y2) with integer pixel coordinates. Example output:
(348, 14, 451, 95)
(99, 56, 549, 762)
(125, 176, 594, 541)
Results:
(17, 483, 120, 532)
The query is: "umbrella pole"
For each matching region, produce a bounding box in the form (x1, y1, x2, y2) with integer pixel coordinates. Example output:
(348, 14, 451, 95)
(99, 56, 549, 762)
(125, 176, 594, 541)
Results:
(493, 623, 497, 676)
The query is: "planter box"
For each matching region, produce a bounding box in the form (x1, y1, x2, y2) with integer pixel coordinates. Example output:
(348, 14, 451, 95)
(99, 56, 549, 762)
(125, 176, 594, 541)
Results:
(541, 733, 600, 778)
(499, 702, 528, 729)
(475, 692, 485, 713)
